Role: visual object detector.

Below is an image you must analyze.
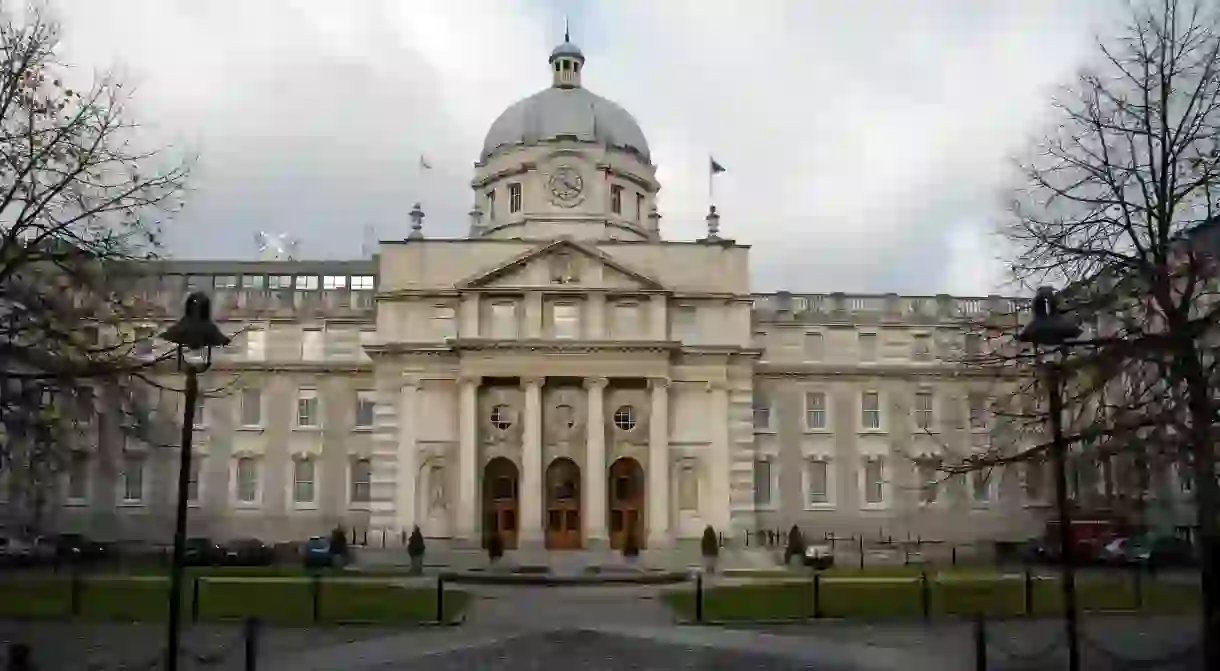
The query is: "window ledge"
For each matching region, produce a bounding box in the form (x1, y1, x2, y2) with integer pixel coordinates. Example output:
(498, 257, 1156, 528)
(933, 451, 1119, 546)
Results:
(64, 498, 90, 508)
(858, 429, 888, 435)
(118, 500, 145, 508)
(803, 428, 832, 435)
(860, 503, 889, 511)
(293, 426, 323, 433)
(236, 426, 265, 433)
(348, 502, 372, 511)
(232, 501, 262, 510)
(804, 503, 836, 511)
(292, 503, 319, 511)
(752, 504, 779, 512)
(352, 427, 374, 433)
(753, 429, 777, 435)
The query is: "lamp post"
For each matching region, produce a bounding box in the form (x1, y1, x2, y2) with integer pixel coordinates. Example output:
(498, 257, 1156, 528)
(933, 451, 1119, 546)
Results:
(159, 292, 230, 671)
(1017, 286, 1083, 671)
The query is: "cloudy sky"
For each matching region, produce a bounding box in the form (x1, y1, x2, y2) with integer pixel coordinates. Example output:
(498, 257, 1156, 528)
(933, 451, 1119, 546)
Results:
(54, 0, 1126, 296)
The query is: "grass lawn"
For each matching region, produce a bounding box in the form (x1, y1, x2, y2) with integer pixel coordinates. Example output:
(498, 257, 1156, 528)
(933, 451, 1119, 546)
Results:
(0, 576, 467, 625)
(92, 564, 422, 578)
(664, 576, 1201, 622)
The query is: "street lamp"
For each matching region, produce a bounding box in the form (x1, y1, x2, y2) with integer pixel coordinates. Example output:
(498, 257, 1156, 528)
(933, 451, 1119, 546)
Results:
(159, 292, 230, 671)
(1016, 286, 1083, 671)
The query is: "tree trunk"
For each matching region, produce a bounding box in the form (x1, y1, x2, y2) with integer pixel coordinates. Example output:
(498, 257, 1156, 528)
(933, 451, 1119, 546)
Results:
(1178, 348, 1220, 666)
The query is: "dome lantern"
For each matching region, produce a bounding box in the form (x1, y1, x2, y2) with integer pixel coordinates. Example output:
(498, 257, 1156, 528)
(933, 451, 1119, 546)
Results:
(549, 25, 584, 89)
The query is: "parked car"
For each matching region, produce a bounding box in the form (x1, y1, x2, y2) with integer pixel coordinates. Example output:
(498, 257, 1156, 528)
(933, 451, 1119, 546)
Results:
(803, 543, 834, 570)
(183, 537, 223, 566)
(49, 534, 110, 564)
(0, 536, 34, 566)
(222, 538, 275, 566)
(302, 536, 333, 569)
(1102, 534, 1196, 568)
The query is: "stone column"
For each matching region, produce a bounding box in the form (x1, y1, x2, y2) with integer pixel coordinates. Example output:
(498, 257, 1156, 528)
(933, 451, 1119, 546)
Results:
(456, 376, 480, 545)
(396, 376, 420, 534)
(520, 376, 544, 547)
(708, 381, 732, 532)
(583, 377, 609, 547)
(648, 377, 671, 546)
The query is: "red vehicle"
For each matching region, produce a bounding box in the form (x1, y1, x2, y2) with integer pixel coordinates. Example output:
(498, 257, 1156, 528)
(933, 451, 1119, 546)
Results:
(1043, 519, 1126, 562)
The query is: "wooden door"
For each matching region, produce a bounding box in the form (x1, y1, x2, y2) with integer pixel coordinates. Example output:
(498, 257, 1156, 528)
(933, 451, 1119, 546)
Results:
(545, 458, 582, 550)
(608, 458, 645, 550)
(483, 458, 519, 549)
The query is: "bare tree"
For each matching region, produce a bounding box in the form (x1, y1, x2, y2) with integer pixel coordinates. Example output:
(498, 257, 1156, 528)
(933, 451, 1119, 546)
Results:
(0, 4, 192, 528)
(988, 0, 1220, 660)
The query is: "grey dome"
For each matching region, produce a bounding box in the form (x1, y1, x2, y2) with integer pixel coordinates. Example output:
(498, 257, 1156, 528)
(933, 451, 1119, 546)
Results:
(480, 86, 651, 161)
(550, 41, 584, 61)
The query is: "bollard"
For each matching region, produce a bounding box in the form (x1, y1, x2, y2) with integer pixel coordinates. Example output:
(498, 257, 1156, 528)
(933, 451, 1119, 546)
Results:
(972, 614, 987, 671)
(858, 536, 865, 570)
(243, 617, 259, 671)
(381, 529, 387, 548)
(952, 546, 958, 567)
(812, 573, 822, 619)
(6, 642, 32, 671)
(435, 575, 446, 623)
(311, 573, 322, 623)
(919, 571, 931, 620)
(191, 577, 201, 623)
(695, 572, 704, 623)
(69, 565, 83, 617)
(1024, 567, 1034, 616)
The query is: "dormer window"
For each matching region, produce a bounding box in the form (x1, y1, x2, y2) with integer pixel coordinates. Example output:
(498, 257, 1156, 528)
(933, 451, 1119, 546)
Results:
(487, 190, 496, 221)
(509, 183, 522, 213)
(610, 185, 622, 214)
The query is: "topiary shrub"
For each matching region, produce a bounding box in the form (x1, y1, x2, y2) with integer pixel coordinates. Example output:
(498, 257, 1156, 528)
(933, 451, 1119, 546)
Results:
(701, 525, 719, 559)
(785, 525, 806, 565)
(329, 525, 349, 560)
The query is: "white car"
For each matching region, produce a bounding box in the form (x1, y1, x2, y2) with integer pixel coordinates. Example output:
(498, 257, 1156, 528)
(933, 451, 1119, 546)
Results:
(803, 543, 834, 569)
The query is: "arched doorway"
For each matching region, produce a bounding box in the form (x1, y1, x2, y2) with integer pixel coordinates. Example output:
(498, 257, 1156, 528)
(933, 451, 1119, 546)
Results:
(545, 458, 582, 550)
(483, 457, 519, 550)
(608, 457, 645, 550)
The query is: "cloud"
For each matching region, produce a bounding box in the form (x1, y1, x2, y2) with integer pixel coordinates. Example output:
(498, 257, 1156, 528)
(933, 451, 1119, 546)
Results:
(53, 0, 1123, 295)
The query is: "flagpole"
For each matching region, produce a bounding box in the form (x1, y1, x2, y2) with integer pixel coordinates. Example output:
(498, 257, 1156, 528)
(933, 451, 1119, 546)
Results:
(708, 154, 715, 206)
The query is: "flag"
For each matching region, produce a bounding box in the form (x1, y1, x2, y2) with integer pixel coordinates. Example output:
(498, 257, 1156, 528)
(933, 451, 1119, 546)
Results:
(710, 156, 726, 175)
(419, 154, 432, 170)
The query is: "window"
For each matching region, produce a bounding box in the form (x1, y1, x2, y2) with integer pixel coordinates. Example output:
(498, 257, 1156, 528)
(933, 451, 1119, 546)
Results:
(509, 183, 522, 213)
(914, 392, 934, 430)
(971, 469, 993, 503)
(636, 193, 645, 221)
(486, 190, 496, 221)
(1025, 459, 1045, 501)
(293, 459, 315, 504)
(186, 457, 201, 503)
(432, 306, 456, 339)
(296, 389, 319, 428)
(968, 394, 988, 430)
(490, 302, 516, 339)
(610, 184, 623, 214)
(301, 329, 324, 360)
(241, 275, 265, 289)
(912, 334, 932, 361)
(236, 458, 259, 503)
(806, 460, 829, 505)
(214, 275, 238, 289)
(858, 333, 877, 362)
(350, 459, 372, 503)
(355, 390, 376, 429)
(490, 404, 513, 431)
(121, 454, 145, 502)
(295, 275, 319, 291)
(918, 458, 941, 504)
(964, 333, 982, 357)
(613, 406, 636, 431)
(613, 301, 639, 337)
(134, 327, 154, 358)
(863, 457, 885, 504)
(246, 328, 266, 360)
(753, 459, 773, 506)
(240, 388, 262, 427)
(752, 392, 772, 430)
(67, 452, 89, 501)
(861, 392, 881, 430)
(269, 275, 293, 290)
(323, 275, 347, 290)
(552, 303, 579, 338)
(351, 275, 375, 290)
(805, 392, 826, 430)
(804, 332, 823, 361)
(673, 305, 697, 341)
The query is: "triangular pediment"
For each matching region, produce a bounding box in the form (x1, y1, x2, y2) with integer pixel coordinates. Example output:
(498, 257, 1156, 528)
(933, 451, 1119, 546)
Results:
(457, 238, 665, 290)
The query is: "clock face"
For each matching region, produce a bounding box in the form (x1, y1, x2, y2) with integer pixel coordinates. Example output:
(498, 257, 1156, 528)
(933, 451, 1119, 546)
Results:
(548, 166, 585, 206)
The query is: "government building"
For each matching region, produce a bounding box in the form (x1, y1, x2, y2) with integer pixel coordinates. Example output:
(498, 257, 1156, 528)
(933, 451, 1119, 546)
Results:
(4, 38, 1195, 553)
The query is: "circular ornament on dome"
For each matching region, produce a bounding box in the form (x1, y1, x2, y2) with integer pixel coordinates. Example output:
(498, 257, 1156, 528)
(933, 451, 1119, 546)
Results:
(547, 165, 585, 207)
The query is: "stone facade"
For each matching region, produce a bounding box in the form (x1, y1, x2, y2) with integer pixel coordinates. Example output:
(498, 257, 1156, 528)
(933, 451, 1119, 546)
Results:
(0, 37, 1198, 548)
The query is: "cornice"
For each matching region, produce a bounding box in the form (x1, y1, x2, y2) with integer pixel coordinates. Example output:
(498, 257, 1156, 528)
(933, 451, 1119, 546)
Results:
(754, 362, 1023, 380)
